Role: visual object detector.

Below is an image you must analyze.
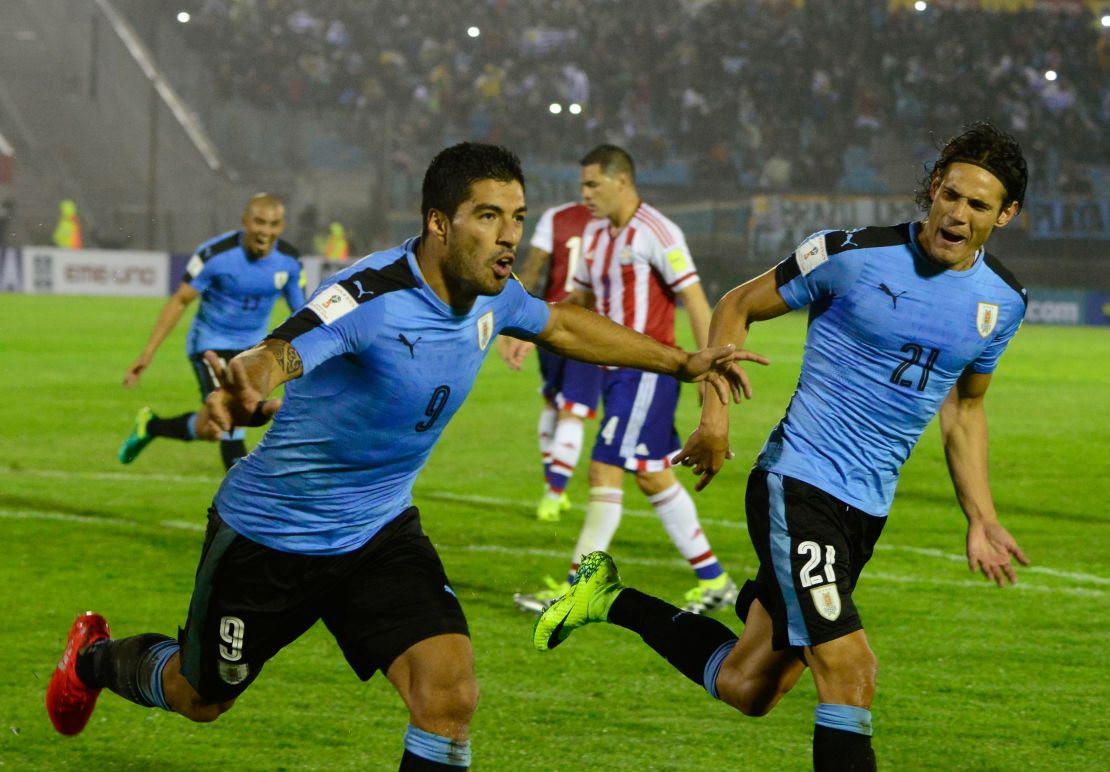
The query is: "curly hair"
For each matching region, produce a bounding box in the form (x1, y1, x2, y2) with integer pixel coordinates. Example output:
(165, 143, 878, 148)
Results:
(914, 122, 1028, 212)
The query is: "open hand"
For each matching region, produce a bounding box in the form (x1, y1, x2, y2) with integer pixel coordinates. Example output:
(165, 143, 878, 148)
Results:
(496, 336, 535, 371)
(680, 344, 770, 405)
(967, 519, 1030, 587)
(673, 426, 735, 491)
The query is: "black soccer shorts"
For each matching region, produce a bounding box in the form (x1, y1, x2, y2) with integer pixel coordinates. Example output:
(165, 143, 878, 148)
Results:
(178, 506, 470, 703)
(736, 470, 886, 651)
(188, 349, 243, 402)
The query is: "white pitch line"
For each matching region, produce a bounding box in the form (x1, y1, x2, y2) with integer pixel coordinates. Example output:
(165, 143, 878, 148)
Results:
(5, 468, 1109, 586)
(1, 506, 1104, 599)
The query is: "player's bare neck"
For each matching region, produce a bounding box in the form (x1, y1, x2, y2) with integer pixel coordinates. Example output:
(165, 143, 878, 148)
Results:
(609, 197, 641, 233)
(415, 244, 476, 312)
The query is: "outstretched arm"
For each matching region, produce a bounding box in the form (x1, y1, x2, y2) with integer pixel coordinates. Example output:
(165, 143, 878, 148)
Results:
(533, 302, 767, 403)
(674, 268, 791, 490)
(122, 282, 199, 387)
(194, 338, 302, 439)
(939, 370, 1029, 586)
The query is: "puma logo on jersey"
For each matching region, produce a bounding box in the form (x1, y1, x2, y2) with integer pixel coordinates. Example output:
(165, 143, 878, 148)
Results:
(878, 283, 907, 309)
(398, 333, 421, 358)
(353, 279, 375, 300)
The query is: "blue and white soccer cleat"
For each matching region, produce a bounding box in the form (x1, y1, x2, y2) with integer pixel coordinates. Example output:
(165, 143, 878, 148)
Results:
(682, 574, 739, 614)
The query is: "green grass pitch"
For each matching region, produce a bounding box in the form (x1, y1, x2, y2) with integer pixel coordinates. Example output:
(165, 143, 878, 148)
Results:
(1, 294, 1107, 770)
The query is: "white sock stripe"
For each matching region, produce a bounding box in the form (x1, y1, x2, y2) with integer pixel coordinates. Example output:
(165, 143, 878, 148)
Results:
(647, 481, 683, 506)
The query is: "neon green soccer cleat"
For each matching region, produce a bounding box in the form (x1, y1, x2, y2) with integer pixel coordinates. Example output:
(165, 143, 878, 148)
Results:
(118, 407, 154, 464)
(532, 551, 623, 652)
(535, 491, 571, 522)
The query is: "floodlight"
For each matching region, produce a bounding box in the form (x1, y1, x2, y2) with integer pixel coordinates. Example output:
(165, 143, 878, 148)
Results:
(549, 103, 563, 115)
(913, 1, 926, 11)
(467, 26, 480, 38)
(1102, 15, 1110, 28)
(569, 103, 582, 115)
(177, 11, 191, 23)
(1045, 70, 1057, 81)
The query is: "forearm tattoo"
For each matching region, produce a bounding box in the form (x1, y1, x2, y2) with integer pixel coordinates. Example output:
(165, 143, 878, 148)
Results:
(272, 344, 302, 376)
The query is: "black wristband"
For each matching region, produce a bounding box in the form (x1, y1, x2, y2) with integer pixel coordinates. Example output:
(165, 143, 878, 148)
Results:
(248, 400, 271, 426)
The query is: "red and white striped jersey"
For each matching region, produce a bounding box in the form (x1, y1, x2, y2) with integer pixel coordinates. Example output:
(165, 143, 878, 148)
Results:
(529, 202, 595, 303)
(571, 201, 699, 345)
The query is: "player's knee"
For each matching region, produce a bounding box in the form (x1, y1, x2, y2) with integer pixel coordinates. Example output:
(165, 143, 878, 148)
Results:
(633, 469, 674, 496)
(716, 671, 786, 717)
(410, 675, 480, 730)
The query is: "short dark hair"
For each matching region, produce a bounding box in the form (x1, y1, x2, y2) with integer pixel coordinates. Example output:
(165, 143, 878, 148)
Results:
(915, 122, 1028, 211)
(421, 143, 525, 232)
(580, 144, 635, 181)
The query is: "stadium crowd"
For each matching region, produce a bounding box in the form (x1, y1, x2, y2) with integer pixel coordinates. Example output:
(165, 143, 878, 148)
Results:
(169, 0, 1107, 195)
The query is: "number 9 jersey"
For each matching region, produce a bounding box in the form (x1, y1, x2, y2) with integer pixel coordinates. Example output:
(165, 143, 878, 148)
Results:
(213, 238, 551, 555)
(758, 221, 1028, 517)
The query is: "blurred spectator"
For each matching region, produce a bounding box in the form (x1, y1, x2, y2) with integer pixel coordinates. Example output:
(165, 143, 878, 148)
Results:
(163, 0, 1108, 196)
(323, 221, 350, 260)
(52, 200, 82, 249)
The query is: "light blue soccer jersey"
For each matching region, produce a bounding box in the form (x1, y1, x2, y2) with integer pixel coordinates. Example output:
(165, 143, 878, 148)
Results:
(757, 222, 1027, 516)
(183, 230, 305, 354)
(214, 238, 551, 555)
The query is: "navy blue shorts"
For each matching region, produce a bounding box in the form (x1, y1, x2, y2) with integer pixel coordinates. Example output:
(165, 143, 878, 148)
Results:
(737, 470, 886, 650)
(537, 348, 603, 418)
(590, 368, 681, 472)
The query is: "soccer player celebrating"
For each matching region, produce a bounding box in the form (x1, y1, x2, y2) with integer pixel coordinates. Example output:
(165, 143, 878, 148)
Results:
(502, 200, 602, 522)
(533, 123, 1032, 771)
(47, 143, 764, 769)
(516, 145, 740, 615)
(119, 193, 305, 470)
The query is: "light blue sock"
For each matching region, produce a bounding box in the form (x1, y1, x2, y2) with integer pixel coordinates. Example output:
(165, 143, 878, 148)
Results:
(815, 702, 873, 736)
(403, 724, 470, 767)
(138, 640, 179, 711)
(702, 638, 737, 699)
(186, 412, 198, 439)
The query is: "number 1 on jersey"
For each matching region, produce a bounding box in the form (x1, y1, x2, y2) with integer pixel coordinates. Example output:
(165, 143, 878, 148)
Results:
(563, 236, 582, 294)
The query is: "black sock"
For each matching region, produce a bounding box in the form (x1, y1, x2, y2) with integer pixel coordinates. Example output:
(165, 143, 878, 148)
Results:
(76, 633, 177, 709)
(607, 588, 737, 687)
(148, 413, 194, 441)
(220, 439, 247, 469)
(813, 715, 876, 771)
(399, 749, 465, 770)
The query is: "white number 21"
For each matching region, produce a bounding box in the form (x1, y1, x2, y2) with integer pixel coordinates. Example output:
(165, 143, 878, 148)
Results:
(797, 541, 836, 588)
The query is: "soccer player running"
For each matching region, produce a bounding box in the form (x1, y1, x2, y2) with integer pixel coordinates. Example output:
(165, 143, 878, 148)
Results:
(533, 123, 1032, 771)
(47, 143, 764, 769)
(119, 193, 305, 470)
(500, 200, 602, 522)
(516, 145, 741, 616)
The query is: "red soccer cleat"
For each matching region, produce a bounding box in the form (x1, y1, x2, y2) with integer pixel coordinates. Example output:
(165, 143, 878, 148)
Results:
(46, 611, 111, 736)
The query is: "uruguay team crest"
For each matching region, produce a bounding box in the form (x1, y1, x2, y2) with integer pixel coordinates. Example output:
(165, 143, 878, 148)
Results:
(274, 271, 289, 290)
(976, 302, 999, 338)
(476, 310, 494, 351)
(810, 583, 842, 621)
